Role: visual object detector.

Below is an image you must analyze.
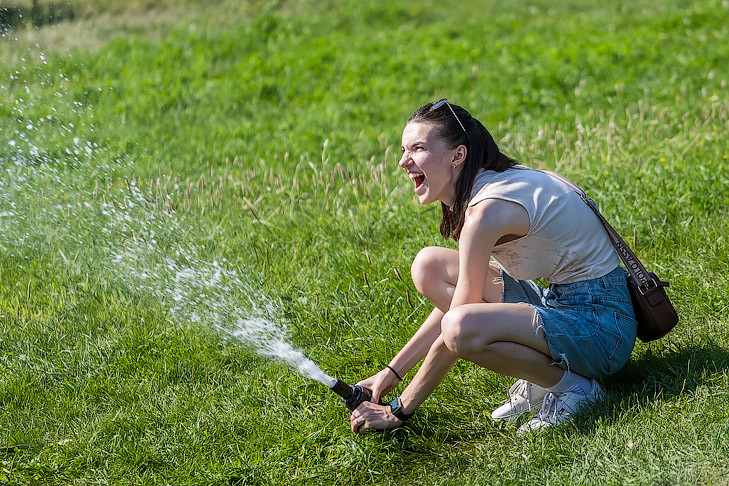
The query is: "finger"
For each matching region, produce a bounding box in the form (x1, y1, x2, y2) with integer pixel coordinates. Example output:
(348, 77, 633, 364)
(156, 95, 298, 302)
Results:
(352, 417, 365, 434)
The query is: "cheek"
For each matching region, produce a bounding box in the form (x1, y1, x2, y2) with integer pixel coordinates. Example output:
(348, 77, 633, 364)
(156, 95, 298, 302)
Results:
(419, 155, 438, 171)
(424, 158, 448, 178)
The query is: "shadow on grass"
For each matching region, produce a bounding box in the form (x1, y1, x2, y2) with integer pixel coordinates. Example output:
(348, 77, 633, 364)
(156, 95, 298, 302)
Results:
(580, 339, 729, 430)
(383, 340, 729, 444)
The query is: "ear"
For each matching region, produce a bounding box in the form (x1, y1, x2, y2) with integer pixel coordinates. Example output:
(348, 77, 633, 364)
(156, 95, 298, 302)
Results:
(451, 144, 467, 168)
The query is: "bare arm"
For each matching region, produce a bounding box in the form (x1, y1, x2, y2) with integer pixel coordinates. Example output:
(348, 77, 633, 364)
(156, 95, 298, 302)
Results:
(351, 199, 529, 432)
(356, 307, 444, 403)
(397, 199, 530, 414)
(388, 308, 442, 373)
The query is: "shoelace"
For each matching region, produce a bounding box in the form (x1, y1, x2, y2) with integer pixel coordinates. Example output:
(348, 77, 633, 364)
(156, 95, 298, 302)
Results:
(537, 392, 559, 420)
(508, 379, 532, 411)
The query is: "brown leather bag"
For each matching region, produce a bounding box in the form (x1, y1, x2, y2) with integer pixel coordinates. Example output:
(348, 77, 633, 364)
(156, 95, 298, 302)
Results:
(545, 171, 679, 342)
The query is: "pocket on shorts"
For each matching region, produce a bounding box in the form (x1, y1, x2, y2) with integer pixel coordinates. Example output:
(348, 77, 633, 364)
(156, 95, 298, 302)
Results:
(546, 286, 594, 311)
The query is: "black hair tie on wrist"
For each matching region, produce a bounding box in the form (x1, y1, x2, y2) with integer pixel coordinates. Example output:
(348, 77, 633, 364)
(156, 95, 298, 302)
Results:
(386, 365, 403, 381)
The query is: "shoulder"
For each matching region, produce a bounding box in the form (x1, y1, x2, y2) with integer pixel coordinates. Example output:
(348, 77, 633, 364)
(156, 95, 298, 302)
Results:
(462, 198, 530, 240)
(468, 166, 545, 205)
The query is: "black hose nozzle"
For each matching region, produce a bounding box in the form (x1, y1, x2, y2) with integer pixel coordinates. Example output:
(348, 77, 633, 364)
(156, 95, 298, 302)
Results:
(330, 379, 373, 411)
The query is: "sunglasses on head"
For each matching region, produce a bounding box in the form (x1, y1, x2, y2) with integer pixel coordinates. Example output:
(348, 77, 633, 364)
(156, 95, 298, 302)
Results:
(429, 98, 470, 143)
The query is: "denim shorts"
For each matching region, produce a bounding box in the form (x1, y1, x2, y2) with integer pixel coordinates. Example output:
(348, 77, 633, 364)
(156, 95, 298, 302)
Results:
(501, 266, 638, 379)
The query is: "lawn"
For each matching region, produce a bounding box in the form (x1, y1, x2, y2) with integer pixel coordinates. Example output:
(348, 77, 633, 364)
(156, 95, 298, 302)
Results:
(1, 0, 728, 484)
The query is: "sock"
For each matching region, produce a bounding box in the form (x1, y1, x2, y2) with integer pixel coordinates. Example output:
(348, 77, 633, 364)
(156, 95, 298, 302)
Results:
(547, 371, 591, 396)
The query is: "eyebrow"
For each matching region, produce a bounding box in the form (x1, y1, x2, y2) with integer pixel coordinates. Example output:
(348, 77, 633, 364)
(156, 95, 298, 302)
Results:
(402, 139, 427, 149)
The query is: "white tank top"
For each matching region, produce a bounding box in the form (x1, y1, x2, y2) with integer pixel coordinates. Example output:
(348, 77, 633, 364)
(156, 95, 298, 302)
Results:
(468, 166, 620, 284)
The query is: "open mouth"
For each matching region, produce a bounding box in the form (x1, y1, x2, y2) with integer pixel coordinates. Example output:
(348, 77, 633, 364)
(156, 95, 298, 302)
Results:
(412, 174, 425, 190)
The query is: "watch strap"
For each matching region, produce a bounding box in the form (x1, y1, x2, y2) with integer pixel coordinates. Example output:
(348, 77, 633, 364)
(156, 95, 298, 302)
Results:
(389, 396, 412, 421)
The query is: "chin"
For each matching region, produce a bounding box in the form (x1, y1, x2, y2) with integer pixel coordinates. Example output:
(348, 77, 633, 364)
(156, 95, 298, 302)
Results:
(417, 195, 437, 205)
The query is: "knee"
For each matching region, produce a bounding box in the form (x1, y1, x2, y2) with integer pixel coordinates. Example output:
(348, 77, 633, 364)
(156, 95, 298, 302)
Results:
(441, 307, 484, 358)
(410, 246, 442, 296)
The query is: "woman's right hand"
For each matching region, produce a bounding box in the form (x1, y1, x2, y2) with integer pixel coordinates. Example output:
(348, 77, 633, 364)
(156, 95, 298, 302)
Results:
(356, 367, 402, 404)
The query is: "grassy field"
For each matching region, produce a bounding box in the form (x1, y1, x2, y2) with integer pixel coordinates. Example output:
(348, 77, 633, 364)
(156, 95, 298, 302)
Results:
(1, 0, 729, 484)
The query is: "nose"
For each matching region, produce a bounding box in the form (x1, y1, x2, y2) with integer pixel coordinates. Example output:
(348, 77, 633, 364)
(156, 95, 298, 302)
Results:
(399, 152, 412, 169)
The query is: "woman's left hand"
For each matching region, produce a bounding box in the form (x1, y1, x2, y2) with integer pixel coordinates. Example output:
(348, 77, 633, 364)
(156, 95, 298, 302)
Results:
(349, 400, 402, 434)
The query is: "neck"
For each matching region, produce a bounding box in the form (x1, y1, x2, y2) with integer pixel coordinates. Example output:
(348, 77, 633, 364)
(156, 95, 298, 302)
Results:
(442, 168, 462, 207)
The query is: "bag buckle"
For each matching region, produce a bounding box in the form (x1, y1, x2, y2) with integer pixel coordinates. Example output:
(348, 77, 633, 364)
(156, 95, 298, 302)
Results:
(638, 279, 658, 296)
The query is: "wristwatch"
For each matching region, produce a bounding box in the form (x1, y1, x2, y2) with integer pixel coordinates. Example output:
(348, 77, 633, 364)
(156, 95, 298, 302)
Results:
(389, 396, 412, 421)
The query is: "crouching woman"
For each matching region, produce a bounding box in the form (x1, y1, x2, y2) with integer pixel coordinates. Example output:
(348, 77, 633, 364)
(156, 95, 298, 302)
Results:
(350, 100, 637, 434)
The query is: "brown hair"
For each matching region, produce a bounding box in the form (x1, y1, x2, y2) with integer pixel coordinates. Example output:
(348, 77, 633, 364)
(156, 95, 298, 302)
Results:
(407, 101, 516, 240)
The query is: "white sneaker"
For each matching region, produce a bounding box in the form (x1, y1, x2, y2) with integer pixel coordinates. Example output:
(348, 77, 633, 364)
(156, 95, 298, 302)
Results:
(518, 379, 603, 433)
(491, 379, 549, 422)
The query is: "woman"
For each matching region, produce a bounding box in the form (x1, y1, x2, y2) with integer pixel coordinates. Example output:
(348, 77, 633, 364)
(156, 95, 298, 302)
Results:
(350, 99, 637, 434)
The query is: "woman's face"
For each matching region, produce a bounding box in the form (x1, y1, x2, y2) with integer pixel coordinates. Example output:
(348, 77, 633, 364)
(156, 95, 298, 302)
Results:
(399, 121, 463, 206)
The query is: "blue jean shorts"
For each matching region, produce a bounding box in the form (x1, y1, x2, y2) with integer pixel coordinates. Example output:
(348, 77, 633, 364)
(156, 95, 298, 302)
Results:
(501, 266, 638, 379)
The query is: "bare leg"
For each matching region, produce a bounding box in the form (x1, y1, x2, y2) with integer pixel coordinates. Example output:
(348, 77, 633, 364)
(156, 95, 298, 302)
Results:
(411, 246, 503, 310)
(391, 247, 503, 372)
(394, 247, 562, 413)
(399, 303, 562, 414)
(412, 246, 555, 380)
(441, 303, 563, 387)
(384, 247, 504, 393)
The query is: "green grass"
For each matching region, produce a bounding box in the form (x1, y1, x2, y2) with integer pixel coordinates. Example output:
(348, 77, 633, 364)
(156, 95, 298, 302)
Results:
(1, 0, 729, 484)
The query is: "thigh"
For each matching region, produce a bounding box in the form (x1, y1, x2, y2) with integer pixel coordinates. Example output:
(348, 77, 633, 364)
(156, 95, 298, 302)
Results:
(442, 302, 551, 356)
(414, 247, 504, 306)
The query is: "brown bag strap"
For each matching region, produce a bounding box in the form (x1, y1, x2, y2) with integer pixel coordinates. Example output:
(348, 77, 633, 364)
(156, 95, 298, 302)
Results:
(543, 170, 665, 294)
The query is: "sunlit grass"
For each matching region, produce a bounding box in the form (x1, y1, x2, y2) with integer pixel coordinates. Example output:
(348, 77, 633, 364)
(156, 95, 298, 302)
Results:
(1, 0, 728, 484)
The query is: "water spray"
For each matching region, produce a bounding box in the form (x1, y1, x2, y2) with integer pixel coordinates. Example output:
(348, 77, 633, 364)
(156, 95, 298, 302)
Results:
(0, 44, 387, 424)
(0, 49, 381, 416)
